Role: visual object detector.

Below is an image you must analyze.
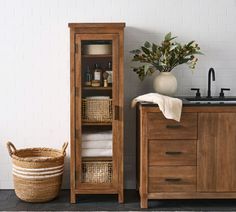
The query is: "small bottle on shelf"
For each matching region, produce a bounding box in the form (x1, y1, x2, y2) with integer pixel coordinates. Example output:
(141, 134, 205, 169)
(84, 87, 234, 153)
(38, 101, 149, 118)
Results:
(103, 72, 109, 87)
(94, 64, 101, 81)
(92, 64, 101, 87)
(84, 66, 92, 86)
(106, 62, 112, 86)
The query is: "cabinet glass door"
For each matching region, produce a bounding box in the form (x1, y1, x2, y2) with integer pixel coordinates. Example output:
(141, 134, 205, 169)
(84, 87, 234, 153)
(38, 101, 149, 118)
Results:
(75, 34, 119, 189)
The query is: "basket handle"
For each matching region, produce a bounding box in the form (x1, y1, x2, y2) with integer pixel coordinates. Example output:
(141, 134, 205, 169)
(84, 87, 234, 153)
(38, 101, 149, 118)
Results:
(62, 142, 68, 155)
(6, 142, 17, 157)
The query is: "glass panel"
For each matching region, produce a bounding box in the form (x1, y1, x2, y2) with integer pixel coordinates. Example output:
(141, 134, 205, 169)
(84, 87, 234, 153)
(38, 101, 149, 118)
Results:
(80, 40, 113, 184)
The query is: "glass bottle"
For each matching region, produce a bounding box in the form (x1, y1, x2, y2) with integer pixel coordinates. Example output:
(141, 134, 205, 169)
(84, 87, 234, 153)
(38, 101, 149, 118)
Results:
(94, 64, 101, 81)
(85, 66, 91, 86)
(106, 62, 112, 85)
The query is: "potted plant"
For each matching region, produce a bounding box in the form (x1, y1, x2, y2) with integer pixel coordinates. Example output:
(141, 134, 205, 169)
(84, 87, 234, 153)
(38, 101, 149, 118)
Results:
(130, 32, 203, 96)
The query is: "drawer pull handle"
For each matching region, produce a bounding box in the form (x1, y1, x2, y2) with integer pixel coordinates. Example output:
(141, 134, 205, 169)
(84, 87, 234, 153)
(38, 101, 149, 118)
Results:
(166, 124, 182, 129)
(165, 178, 181, 182)
(165, 151, 182, 155)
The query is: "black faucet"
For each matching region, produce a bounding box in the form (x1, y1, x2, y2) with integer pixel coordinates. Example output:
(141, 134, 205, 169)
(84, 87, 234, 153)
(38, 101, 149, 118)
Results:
(207, 68, 216, 98)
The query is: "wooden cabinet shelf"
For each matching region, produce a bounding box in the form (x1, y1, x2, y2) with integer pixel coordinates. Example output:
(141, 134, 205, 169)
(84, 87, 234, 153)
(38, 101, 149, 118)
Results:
(83, 86, 112, 90)
(82, 122, 112, 126)
(69, 23, 125, 204)
(82, 54, 112, 58)
(83, 157, 112, 161)
(74, 184, 116, 194)
(76, 87, 112, 96)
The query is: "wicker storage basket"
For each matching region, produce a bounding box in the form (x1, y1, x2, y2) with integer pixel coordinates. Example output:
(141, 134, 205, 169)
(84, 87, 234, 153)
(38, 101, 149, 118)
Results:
(82, 161, 112, 183)
(6, 141, 68, 202)
(82, 97, 112, 122)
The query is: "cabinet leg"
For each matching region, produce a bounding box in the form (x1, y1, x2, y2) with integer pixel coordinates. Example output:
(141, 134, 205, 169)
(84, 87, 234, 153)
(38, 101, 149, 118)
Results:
(118, 191, 124, 203)
(70, 192, 76, 204)
(140, 196, 148, 209)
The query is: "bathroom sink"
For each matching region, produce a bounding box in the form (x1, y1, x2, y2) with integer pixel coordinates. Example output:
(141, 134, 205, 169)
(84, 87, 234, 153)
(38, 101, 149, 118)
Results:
(185, 97, 236, 101)
(186, 68, 235, 105)
(188, 100, 236, 104)
(185, 97, 236, 104)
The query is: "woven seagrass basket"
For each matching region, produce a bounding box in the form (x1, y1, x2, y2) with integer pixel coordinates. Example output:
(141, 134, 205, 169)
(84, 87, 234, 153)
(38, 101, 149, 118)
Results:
(82, 98, 112, 122)
(82, 161, 112, 183)
(6, 141, 68, 202)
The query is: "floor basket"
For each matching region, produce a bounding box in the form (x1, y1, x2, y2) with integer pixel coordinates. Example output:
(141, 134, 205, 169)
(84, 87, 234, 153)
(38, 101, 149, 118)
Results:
(6, 141, 68, 202)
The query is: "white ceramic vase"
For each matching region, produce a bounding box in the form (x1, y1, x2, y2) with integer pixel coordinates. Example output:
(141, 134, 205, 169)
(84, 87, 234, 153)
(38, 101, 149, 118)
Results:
(153, 72, 177, 96)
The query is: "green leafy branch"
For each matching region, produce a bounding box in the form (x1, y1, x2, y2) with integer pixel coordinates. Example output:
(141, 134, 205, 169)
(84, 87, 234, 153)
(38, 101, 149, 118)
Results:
(130, 32, 203, 81)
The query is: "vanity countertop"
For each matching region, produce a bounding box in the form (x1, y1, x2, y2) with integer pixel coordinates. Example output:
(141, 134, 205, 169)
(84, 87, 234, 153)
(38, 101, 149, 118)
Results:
(138, 96, 236, 106)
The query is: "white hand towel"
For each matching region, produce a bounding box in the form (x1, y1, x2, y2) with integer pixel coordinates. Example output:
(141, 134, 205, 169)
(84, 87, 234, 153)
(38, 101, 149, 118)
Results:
(82, 149, 112, 157)
(82, 140, 112, 149)
(131, 93, 182, 122)
(82, 130, 112, 141)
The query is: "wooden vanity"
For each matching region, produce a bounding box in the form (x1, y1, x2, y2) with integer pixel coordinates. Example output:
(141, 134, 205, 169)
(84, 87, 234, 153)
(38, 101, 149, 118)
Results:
(137, 103, 236, 208)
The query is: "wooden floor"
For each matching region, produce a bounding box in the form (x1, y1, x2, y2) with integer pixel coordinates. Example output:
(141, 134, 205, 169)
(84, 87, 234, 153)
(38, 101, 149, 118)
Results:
(1, 189, 236, 211)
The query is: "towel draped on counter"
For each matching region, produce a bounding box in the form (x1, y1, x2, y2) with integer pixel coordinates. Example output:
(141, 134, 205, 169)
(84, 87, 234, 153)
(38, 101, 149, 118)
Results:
(131, 93, 183, 122)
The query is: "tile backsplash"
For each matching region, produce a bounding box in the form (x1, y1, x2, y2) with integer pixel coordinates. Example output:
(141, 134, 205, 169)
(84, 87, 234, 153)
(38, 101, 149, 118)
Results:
(0, 0, 236, 189)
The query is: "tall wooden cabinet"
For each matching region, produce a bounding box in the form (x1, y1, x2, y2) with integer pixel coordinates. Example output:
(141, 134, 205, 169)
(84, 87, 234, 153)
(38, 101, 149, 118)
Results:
(69, 23, 125, 203)
(137, 104, 236, 208)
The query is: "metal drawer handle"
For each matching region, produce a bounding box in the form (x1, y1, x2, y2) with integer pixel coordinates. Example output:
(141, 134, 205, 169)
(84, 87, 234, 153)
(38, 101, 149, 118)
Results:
(165, 178, 181, 182)
(166, 124, 182, 129)
(165, 151, 182, 155)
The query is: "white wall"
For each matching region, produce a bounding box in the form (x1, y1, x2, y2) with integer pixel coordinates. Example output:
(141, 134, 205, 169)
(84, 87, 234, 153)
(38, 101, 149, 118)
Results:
(0, 0, 236, 189)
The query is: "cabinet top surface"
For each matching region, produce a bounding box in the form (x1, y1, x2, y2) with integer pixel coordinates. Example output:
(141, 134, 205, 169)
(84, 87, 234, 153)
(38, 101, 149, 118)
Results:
(68, 23, 126, 29)
(138, 101, 236, 113)
(138, 96, 236, 107)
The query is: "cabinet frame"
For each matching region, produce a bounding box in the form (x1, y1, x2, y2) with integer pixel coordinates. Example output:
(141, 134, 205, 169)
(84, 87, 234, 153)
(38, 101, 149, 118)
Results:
(137, 104, 236, 208)
(69, 23, 125, 203)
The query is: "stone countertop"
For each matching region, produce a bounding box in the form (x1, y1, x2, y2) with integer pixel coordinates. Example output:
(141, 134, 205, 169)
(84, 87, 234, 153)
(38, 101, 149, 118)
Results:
(138, 96, 236, 106)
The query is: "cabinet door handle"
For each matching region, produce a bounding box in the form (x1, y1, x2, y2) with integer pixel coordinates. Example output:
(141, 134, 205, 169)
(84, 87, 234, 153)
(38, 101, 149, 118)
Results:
(166, 124, 182, 129)
(165, 178, 181, 182)
(114, 105, 119, 120)
(165, 151, 182, 155)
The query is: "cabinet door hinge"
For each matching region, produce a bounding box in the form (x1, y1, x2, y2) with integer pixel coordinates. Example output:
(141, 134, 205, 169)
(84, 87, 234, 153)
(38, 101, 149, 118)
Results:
(75, 43, 78, 54)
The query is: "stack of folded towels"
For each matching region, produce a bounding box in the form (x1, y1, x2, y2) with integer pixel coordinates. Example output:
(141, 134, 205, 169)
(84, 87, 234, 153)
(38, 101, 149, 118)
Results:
(82, 130, 112, 157)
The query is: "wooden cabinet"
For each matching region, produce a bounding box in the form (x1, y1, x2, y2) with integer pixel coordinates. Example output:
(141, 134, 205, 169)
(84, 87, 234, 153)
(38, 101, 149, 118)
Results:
(149, 140, 197, 166)
(69, 23, 125, 203)
(147, 112, 198, 139)
(198, 113, 236, 192)
(149, 166, 196, 192)
(137, 104, 236, 208)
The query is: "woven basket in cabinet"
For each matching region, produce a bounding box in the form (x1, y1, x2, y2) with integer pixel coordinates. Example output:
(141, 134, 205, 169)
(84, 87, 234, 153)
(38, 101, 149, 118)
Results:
(82, 98, 112, 122)
(6, 141, 68, 202)
(82, 161, 112, 183)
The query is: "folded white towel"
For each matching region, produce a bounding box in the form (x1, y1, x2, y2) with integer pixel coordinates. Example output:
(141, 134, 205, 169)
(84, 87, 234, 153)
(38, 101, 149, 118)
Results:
(82, 148, 112, 157)
(131, 93, 182, 122)
(82, 130, 112, 141)
(82, 140, 112, 149)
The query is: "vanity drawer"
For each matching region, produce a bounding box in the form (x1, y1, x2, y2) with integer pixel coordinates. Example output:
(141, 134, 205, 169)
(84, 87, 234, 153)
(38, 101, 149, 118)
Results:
(149, 140, 197, 166)
(147, 112, 198, 139)
(148, 166, 196, 192)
